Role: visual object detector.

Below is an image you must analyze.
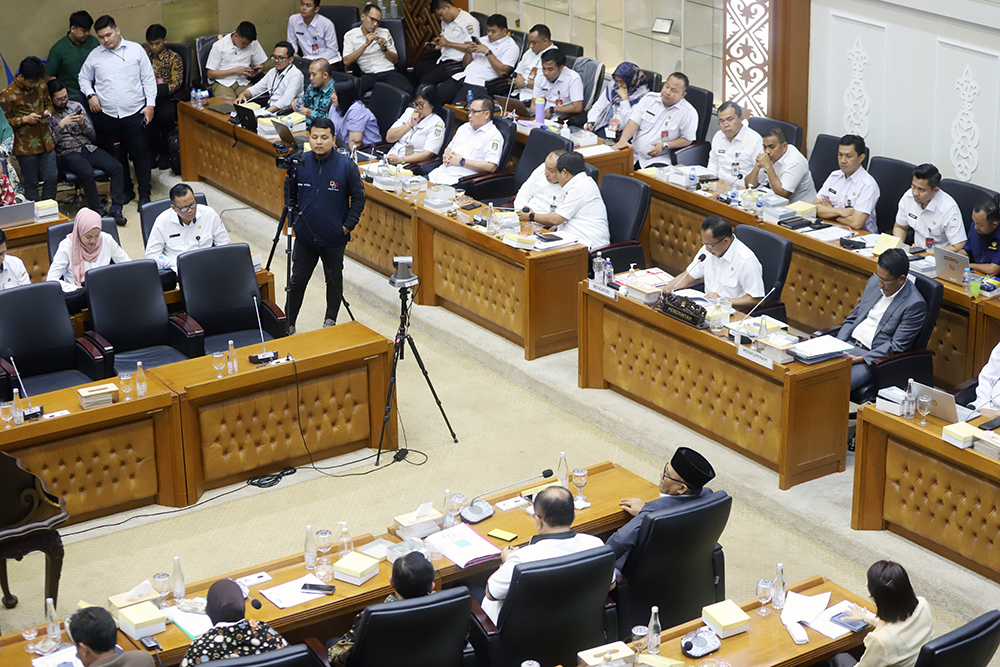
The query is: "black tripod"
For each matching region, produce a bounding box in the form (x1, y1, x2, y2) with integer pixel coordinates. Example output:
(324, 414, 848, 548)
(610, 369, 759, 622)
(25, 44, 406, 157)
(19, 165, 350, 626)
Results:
(375, 284, 458, 465)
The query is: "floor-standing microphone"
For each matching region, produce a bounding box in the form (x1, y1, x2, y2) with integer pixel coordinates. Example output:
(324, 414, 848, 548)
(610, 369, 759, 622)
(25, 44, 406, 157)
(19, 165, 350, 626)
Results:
(460, 469, 554, 524)
(249, 295, 278, 364)
(5, 350, 42, 420)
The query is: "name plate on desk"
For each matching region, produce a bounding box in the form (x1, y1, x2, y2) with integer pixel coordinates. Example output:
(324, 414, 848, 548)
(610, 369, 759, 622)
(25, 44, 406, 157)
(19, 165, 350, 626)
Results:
(738, 344, 774, 370)
(589, 280, 617, 300)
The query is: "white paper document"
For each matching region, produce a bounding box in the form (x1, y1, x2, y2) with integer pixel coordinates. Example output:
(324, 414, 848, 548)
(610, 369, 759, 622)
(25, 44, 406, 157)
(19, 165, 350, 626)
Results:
(260, 573, 327, 609)
(32, 646, 85, 667)
(576, 144, 615, 157)
(806, 600, 855, 639)
(804, 226, 854, 243)
(533, 235, 580, 251)
(163, 604, 214, 639)
(780, 590, 831, 627)
(424, 523, 501, 568)
(790, 335, 854, 358)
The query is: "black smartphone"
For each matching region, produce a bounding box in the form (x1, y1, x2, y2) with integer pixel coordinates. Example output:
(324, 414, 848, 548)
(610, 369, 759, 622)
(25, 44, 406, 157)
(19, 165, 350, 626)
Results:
(978, 416, 1000, 431)
(810, 221, 831, 230)
(471, 36, 480, 44)
(536, 233, 561, 242)
(461, 202, 479, 210)
(830, 612, 867, 632)
(140, 636, 162, 650)
(909, 245, 926, 254)
(301, 583, 336, 595)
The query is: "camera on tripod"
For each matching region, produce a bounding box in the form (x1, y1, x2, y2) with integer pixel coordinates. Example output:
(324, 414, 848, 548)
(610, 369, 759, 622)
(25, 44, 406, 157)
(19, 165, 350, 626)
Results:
(274, 141, 303, 170)
(390, 256, 419, 288)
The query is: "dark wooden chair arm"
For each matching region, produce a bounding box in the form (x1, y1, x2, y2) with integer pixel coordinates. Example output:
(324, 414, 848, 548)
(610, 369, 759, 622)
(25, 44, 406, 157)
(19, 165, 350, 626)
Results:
(470, 597, 499, 636)
(83, 331, 114, 356)
(871, 348, 932, 367)
(0, 358, 14, 375)
(813, 325, 842, 338)
(950, 378, 979, 397)
(260, 298, 285, 319)
(736, 299, 783, 314)
(76, 336, 104, 360)
(303, 638, 332, 667)
(460, 171, 511, 187)
(169, 314, 204, 336)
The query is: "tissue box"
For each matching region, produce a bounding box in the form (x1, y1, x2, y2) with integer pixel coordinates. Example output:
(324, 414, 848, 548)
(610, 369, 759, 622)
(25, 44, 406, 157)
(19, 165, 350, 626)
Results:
(357, 538, 395, 562)
(394, 508, 443, 539)
(578, 641, 634, 666)
(702, 599, 750, 638)
(108, 588, 161, 618)
(333, 551, 380, 586)
(423, 198, 453, 213)
(385, 538, 424, 564)
(118, 601, 166, 640)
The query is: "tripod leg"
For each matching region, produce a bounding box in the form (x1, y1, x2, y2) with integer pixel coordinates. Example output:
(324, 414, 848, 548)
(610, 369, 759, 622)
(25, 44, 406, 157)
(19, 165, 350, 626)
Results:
(404, 334, 459, 443)
(341, 295, 356, 322)
(375, 336, 405, 465)
(265, 206, 289, 271)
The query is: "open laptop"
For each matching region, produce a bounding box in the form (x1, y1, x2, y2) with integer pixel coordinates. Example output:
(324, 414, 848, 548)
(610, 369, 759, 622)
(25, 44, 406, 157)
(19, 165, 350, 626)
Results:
(232, 105, 258, 133)
(934, 247, 970, 284)
(0, 201, 35, 229)
(911, 380, 979, 422)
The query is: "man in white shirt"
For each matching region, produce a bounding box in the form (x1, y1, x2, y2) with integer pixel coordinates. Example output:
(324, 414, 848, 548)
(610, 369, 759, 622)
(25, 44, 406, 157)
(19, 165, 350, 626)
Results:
(512, 24, 557, 102)
(745, 126, 816, 203)
(0, 231, 30, 291)
(235, 42, 303, 114)
(892, 163, 965, 253)
(206, 22, 268, 99)
(287, 0, 343, 70)
(516, 152, 609, 250)
(533, 50, 584, 118)
(706, 101, 763, 183)
(428, 96, 503, 185)
(974, 340, 1000, 417)
(481, 485, 609, 625)
(145, 184, 231, 272)
(438, 14, 519, 104)
(79, 15, 158, 208)
(661, 216, 765, 308)
(815, 134, 880, 233)
(835, 248, 926, 391)
(411, 0, 479, 88)
(612, 72, 698, 169)
(342, 4, 411, 95)
(513, 149, 565, 213)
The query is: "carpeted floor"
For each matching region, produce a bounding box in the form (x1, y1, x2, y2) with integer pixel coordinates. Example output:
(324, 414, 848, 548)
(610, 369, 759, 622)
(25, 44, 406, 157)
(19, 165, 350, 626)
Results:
(4, 173, 997, 666)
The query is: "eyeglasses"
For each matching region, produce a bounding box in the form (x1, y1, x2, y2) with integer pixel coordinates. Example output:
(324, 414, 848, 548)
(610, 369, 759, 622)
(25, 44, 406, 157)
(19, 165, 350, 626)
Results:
(662, 470, 686, 486)
(413, 101, 429, 110)
(365, 15, 381, 24)
(272, 55, 291, 62)
(173, 203, 197, 213)
(703, 235, 729, 249)
(874, 273, 899, 286)
(468, 107, 490, 115)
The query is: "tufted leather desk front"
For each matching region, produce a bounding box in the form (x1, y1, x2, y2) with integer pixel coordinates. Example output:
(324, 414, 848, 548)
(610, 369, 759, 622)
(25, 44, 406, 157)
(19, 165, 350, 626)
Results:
(579, 282, 852, 489)
(148, 323, 394, 504)
(853, 405, 1000, 582)
(633, 171, 991, 389)
(4, 213, 73, 284)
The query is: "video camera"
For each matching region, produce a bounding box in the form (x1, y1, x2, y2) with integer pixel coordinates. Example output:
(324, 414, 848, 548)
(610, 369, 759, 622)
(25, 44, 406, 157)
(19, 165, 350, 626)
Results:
(274, 141, 304, 170)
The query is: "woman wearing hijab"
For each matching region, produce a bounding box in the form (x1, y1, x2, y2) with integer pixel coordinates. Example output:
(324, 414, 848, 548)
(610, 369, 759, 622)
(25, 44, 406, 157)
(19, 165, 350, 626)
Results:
(585, 62, 648, 139)
(47, 207, 130, 311)
(181, 579, 287, 666)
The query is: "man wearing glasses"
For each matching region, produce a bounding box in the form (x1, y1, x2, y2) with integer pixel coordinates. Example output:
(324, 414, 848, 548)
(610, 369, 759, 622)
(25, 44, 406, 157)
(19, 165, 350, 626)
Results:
(707, 100, 763, 184)
(605, 447, 716, 572)
(834, 248, 926, 391)
(428, 96, 503, 185)
(145, 183, 231, 272)
(236, 42, 304, 114)
(343, 3, 411, 95)
(661, 216, 764, 309)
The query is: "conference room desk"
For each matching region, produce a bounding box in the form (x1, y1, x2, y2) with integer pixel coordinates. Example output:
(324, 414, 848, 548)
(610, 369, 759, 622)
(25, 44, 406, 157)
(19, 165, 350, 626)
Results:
(5, 212, 73, 283)
(178, 100, 287, 218)
(126, 461, 656, 665)
(853, 405, 1000, 583)
(632, 171, 986, 388)
(555, 576, 870, 667)
(0, 631, 138, 666)
(148, 323, 394, 505)
(578, 283, 852, 489)
(345, 180, 414, 276)
(972, 296, 1000, 372)
(0, 375, 185, 525)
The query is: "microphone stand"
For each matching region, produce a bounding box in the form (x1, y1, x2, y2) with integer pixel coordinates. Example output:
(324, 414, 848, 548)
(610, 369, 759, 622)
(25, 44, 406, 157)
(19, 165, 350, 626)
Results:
(731, 286, 776, 346)
(249, 294, 278, 364)
(669, 254, 706, 293)
(8, 355, 42, 420)
(459, 469, 554, 524)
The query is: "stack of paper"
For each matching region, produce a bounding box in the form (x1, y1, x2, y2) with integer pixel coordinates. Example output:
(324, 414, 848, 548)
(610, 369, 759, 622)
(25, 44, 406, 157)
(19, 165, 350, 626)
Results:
(872, 233, 904, 256)
(260, 573, 328, 608)
(162, 604, 214, 639)
(702, 599, 751, 638)
(333, 551, 381, 585)
(974, 430, 1000, 460)
(942, 422, 980, 448)
(804, 226, 854, 243)
(789, 335, 854, 364)
(787, 200, 817, 217)
(34, 199, 59, 222)
(502, 232, 536, 249)
(423, 523, 500, 568)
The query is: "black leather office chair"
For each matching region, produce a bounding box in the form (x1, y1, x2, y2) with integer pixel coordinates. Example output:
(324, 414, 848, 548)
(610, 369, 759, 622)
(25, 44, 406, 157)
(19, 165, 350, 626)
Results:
(869, 157, 916, 234)
(509, 30, 527, 57)
(913, 610, 1000, 667)
(588, 174, 651, 269)
(46, 218, 121, 263)
(412, 116, 517, 181)
(461, 128, 573, 205)
(941, 178, 999, 232)
(57, 102, 111, 206)
(369, 82, 411, 138)
(809, 133, 871, 192)
(596, 245, 646, 276)
(319, 5, 360, 55)
(552, 39, 584, 57)
(672, 85, 714, 167)
(612, 491, 731, 637)
(195, 34, 223, 90)
(84, 261, 204, 375)
(734, 225, 793, 321)
(177, 244, 287, 353)
(166, 42, 192, 101)
(292, 56, 313, 86)
(640, 69, 662, 93)
(140, 192, 209, 247)
(210, 641, 331, 667)
(560, 57, 605, 127)
(747, 116, 803, 150)
(381, 19, 407, 75)
(0, 282, 108, 400)
(347, 587, 472, 667)
(470, 11, 489, 36)
(470, 546, 617, 667)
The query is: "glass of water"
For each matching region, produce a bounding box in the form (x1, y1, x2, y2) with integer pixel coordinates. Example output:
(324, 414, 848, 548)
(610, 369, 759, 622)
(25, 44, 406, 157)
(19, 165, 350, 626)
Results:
(1, 401, 12, 428)
(572, 468, 588, 503)
(152, 572, 171, 608)
(212, 352, 226, 378)
(119, 373, 133, 401)
(316, 529, 334, 566)
(917, 395, 933, 426)
(21, 618, 38, 652)
(631, 625, 648, 652)
(756, 578, 774, 616)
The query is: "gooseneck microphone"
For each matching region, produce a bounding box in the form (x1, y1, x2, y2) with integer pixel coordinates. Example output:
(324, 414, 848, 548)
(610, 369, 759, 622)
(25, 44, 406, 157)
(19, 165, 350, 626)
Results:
(248, 294, 278, 364)
(670, 253, 706, 293)
(5, 349, 42, 420)
(459, 469, 554, 524)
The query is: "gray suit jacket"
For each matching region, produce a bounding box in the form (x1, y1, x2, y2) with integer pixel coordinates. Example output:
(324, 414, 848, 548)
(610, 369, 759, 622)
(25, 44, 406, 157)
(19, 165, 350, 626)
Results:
(836, 276, 927, 364)
(93, 651, 155, 667)
(605, 488, 712, 570)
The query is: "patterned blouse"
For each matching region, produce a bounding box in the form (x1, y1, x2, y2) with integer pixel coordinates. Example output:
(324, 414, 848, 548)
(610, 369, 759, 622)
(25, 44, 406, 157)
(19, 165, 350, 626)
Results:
(180, 619, 287, 665)
(0, 79, 55, 156)
(301, 80, 333, 128)
(144, 46, 185, 96)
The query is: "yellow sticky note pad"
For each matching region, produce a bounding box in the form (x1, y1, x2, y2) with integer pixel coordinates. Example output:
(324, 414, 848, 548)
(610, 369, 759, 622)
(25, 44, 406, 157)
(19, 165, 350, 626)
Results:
(636, 655, 684, 667)
(488, 529, 517, 542)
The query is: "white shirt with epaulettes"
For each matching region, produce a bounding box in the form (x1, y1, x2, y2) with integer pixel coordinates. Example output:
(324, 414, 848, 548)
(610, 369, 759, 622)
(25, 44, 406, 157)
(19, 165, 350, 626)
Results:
(388, 109, 446, 159)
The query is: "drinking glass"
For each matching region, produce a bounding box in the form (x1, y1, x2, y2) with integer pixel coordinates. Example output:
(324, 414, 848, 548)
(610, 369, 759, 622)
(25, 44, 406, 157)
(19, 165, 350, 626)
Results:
(572, 468, 588, 503)
(756, 578, 774, 616)
(315, 563, 334, 583)
(631, 625, 648, 652)
(21, 619, 38, 652)
(152, 572, 171, 608)
(917, 395, 933, 426)
(1, 401, 12, 429)
(212, 352, 226, 378)
(316, 529, 334, 566)
(119, 373, 133, 401)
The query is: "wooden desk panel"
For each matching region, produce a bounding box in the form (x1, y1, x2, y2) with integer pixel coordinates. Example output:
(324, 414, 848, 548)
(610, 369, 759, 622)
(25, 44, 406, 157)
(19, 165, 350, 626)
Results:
(0, 375, 184, 522)
(973, 297, 1000, 373)
(149, 323, 394, 503)
(346, 182, 414, 276)
(579, 283, 851, 489)
(5, 213, 73, 283)
(853, 405, 1000, 582)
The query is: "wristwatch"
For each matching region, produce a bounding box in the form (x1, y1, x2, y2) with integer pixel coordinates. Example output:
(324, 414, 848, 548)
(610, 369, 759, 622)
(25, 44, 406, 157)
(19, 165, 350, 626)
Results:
(459, 157, 466, 167)
(486, 50, 494, 57)
(529, 212, 535, 222)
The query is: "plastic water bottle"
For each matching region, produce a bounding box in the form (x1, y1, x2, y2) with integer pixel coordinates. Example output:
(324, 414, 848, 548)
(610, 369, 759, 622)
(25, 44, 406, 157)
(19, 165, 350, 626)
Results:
(45, 597, 60, 644)
(135, 361, 147, 398)
(647, 606, 661, 654)
(557, 451, 570, 488)
(963, 267, 973, 294)
(389, 0, 398, 17)
(903, 378, 916, 420)
(12, 388, 23, 426)
(604, 258, 614, 286)
(338, 521, 354, 557)
(593, 251, 604, 281)
(171, 556, 185, 601)
(756, 195, 764, 220)
(466, 88, 475, 108)
(729, 182, 739, 207)
(304, 525, 317, 570)
(228, 339, 238, 375)
(688, 166, 697, 191)
(442, 489, 458, 528)
(772, 563, 786, 610)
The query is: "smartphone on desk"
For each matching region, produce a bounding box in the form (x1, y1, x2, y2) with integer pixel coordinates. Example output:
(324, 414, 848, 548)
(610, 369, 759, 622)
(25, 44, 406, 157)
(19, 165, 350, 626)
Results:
(301, 583, 336, 595)
(830, 611, 867, 632)
(978, 416, 1000, 431)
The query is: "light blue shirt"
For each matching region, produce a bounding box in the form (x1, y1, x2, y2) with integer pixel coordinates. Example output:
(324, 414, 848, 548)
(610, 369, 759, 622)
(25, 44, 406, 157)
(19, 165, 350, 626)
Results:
(328, 101, 381, 147)
(78, 38, 157, 118)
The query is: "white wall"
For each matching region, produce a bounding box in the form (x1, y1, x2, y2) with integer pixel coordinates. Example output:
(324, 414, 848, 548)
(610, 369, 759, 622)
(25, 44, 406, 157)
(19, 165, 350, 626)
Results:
(809, 0, 1000, 190)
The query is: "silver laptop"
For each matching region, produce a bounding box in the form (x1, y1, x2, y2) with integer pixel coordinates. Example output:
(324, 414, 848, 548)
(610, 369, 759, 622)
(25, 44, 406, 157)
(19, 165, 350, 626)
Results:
(0, 201, 35, 229)
(911, 380, 978, 422)
(934, 247, 970, 285)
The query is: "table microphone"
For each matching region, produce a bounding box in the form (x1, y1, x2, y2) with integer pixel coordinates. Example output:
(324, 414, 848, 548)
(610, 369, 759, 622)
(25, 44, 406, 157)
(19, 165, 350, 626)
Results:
(249, 294, 278, 364)
(500, 73, 518, 118)
(669, 253, 706, 293)
(459, 469, 554, 524)
(731, 286, 777, 344)
(5, 350, 42, 420)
